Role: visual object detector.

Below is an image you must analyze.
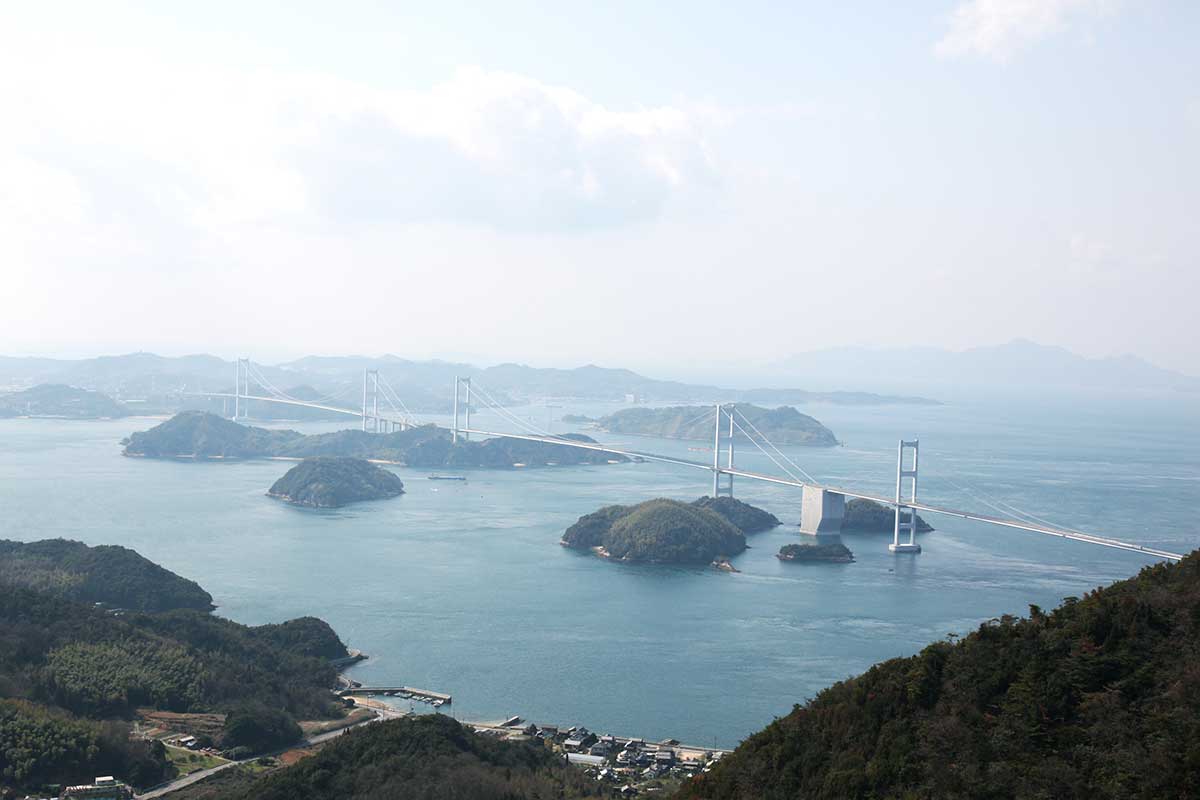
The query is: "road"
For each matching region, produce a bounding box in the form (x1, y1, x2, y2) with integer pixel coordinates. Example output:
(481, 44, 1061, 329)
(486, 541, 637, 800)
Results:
(135, 707, 401, 799)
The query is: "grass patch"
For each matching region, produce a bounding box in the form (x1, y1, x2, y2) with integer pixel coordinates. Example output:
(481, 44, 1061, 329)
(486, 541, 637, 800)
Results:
(165, 744, 229, 774)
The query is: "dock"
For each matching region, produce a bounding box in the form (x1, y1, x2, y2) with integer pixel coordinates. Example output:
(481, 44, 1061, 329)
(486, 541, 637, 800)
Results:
(338, 686, 452, 704)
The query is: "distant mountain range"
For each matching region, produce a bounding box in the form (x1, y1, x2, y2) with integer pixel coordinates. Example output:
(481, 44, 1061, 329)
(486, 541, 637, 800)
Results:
(0, 352, 938, 413)
(4, 340, 1184, 416)
(768, 339, 1200, 395)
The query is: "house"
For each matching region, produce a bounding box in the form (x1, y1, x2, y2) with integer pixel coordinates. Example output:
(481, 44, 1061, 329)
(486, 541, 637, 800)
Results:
(563, 727, 596, 751)
(589, 740, 613, 757)
(654, 749, 676, 767)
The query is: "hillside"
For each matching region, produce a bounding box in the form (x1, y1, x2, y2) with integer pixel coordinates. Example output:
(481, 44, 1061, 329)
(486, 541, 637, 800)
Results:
(0, 541, 351, 792)
(597, 404, 838, 446)
(268, 457, 405, 508)
(675, 551, 1200, 800)
(0, 351, 937, 413)
(217, 714, 609, 800)
(841, 498, 933, 533)
(122, 411, 304, 458)
(562, 499, 747, 564)
(772, 339, 1200, 395)
(0, 538, 214, 611)
(692, 496, 781, 533)
(404, 431, 624, 468)
(0, 383, 129, 418)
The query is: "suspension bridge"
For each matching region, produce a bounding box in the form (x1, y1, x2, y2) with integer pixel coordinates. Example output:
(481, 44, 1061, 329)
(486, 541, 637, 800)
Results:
(187, 360, 1184, 562)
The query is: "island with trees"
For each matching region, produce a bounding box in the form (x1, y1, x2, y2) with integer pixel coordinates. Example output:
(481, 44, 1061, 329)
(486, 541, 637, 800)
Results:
(0, 383, 130, 419)
(595, 404, 837, 446)
(561, 498, 747, 564)
(777, 542, 855, 563)
(842, 498, 934, 532)
(123, 411, 625, 468)
(268, 457, 405, 508)
(692, 496, 781, 533)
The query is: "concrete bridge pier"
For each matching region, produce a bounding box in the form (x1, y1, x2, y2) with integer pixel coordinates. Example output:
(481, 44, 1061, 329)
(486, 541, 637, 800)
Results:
(800, 486, 845, 535)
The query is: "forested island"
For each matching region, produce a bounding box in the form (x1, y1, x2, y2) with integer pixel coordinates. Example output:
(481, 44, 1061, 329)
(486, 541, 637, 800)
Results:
(777, 542, 854, 563)
(596, 404, 837, 446)
(0, 540, 352, 794)
(122, 411, 624, 468)
(0, 383, 129, 419)
(561, 498, 751, 564)
(842, 498, 934, 532)
(692, 496, 781, 533)
(268, 457, 405, 508)
(677, 552, 1200, 800)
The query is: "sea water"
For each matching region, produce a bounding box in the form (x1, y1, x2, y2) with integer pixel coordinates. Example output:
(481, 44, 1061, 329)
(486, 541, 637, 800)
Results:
(1, 391, 1196, 747)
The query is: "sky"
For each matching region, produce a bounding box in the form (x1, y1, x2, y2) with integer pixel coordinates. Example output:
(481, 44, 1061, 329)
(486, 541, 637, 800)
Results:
(1, 0, 1197, 374)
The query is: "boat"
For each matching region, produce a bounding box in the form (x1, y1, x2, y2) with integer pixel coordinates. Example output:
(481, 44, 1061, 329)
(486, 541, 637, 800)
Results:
(428, 475, 466, 481)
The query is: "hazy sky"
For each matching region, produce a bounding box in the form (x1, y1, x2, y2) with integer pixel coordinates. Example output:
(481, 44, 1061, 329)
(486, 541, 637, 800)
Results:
(2, 1, 1197, 373)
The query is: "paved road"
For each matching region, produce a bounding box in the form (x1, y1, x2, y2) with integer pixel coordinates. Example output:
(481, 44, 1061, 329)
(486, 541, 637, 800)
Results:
(136, 710, 398, 799)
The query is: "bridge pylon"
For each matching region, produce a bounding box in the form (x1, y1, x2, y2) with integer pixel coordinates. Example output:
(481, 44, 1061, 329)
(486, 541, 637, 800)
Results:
(712, 403, 735, 497)
(362, 369, 380, 432)
(890, 439, 922, 554)
(451, 376, 472, 443)
(233, 358, 249, 420)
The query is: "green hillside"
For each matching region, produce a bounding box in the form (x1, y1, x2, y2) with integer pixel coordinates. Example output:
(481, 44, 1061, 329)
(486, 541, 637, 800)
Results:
(676, 551, 1200, 800)
(0, 538, 214, 612)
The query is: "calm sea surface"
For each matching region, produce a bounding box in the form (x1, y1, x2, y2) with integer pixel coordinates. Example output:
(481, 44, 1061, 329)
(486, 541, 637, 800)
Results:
(2, 392, 1197, 747)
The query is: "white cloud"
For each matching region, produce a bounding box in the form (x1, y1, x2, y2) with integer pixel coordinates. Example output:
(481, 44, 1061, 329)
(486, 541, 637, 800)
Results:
(0, 52, 717, 235)
(935, 0, 1120, 61)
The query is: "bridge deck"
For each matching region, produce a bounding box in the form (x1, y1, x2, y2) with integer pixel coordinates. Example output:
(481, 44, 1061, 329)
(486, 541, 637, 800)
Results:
(166, 387, 1185, 562)
(462, 427, 1184, 561)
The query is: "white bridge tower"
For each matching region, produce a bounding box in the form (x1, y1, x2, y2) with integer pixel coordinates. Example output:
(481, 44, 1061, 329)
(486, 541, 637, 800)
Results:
(451, 376, 472, 443)
(233, 358, 249, 420)
(361, 369, 379, 432)
(890, 439, 922, 554)
(711, 403, 735, 497)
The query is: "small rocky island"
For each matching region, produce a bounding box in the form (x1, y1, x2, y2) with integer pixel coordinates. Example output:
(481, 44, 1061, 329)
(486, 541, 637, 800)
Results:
(777, 542, 855, 563)
(561, 498, 750, 565)
(595, 404, 837, 446)
(843, 498, 934, 532)
(268, 457, 405, 508)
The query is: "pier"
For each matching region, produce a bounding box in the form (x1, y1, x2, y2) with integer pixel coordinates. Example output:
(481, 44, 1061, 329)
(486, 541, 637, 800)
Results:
(339, 686, 452, 704)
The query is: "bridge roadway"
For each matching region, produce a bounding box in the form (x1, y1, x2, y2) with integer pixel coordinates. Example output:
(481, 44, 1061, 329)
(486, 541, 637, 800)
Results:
(461, 427, 1185, 562)
(187, 392, 409, 426)
(168, 387, 1185, 563)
